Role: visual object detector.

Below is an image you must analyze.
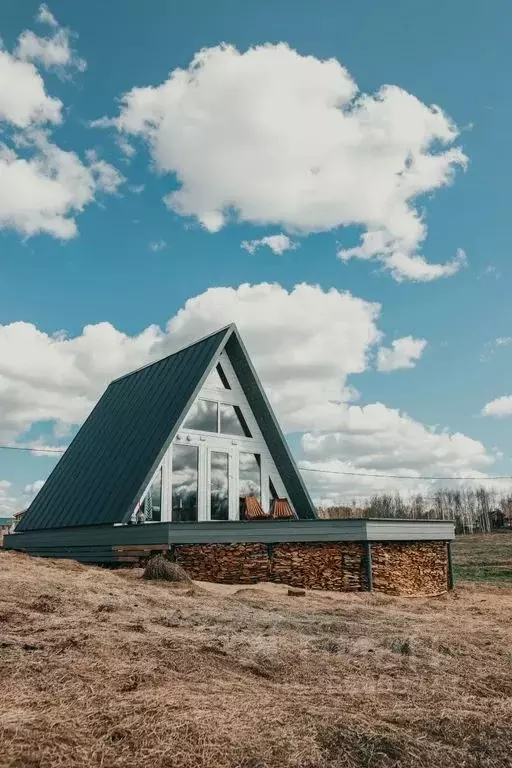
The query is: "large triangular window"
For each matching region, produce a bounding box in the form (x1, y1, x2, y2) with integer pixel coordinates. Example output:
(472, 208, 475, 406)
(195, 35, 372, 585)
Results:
(183, 399, 218, 432)
(204, 363, 231, 390)
(219, 403, 252, 437)
(182, 400, 252, 437)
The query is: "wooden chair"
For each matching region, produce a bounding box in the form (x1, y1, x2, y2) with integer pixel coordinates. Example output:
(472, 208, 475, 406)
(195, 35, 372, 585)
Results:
(270, 498, 295, 519)
(242, 496, 268, 520)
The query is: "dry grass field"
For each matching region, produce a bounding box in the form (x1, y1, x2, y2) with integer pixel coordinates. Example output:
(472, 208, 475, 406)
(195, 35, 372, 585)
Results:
(1, 545, 512, 768)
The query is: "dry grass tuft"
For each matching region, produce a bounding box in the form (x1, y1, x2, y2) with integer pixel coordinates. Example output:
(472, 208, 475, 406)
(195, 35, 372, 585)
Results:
(143, 555, 192, 583)
(1, 549, 512, 767)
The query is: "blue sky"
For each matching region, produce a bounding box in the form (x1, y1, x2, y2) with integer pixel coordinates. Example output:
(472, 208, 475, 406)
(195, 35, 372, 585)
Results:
(1, 0, 511, 512)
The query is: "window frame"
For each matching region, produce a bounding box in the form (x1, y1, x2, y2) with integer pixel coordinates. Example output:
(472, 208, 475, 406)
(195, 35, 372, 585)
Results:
(158, 351, 295, 522)
(203, 362, 231, 391)
(169, 440, 201, 523)
(181, 399, 253, 439)
(182, 398, 219, 433)
(219, 402, 252, 438)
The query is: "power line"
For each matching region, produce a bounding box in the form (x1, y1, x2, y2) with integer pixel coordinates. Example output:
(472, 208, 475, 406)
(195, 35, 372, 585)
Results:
(0, 445, 66, 454)
(298, 466, 512, 481)
(1, 442, 511, 482)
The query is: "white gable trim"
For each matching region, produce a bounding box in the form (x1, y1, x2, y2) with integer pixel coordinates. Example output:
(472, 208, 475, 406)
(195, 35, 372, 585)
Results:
(134, 348, 297, 523)
(162, 350, 294, 521)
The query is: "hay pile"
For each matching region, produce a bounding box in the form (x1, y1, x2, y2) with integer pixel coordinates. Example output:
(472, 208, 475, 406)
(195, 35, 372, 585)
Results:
(143, 555, 191, 583)
(0, 550, 512, 767)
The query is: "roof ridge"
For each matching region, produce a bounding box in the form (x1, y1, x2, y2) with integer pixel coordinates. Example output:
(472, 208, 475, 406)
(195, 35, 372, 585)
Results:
(111, 323, 236, 384)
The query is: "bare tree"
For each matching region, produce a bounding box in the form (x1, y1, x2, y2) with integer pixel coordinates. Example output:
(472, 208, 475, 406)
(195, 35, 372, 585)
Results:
(319, 485, 512, 532)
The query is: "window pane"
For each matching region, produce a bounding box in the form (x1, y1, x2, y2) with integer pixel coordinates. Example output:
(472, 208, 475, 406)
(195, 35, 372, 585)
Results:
(150, 468, 163, 521)
(239, 453, 261, 515)
(219, 403, 252, 437)
(136, 466, 162, 523)
(183, 399, 218, 432)
(210, 451, 229, 521)
(204, 363, 230, 389)
(172, 444, 199, 522)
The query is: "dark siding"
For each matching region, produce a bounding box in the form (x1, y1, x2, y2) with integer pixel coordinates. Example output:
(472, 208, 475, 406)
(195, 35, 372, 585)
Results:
(225, 333, 317, 520)
(5, 523, 170, 548)
(17, 329, 230, 531)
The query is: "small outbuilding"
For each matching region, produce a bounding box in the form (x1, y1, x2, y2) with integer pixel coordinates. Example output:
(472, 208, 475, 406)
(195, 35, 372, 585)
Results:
(0, 517, 14, 546)
(5, 324, 454, 595)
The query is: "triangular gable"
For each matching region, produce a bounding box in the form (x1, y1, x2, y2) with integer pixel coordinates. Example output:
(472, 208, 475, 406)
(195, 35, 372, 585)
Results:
(17, 324, 316, 531)
(224, 329, 316, 521)
(171, 349, 295, 518)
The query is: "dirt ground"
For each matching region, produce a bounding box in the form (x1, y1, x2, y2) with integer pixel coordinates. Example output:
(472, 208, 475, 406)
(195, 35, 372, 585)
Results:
(1, 550, 512, 768)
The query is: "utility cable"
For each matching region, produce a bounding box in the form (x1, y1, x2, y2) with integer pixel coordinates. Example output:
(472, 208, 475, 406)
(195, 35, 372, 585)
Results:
(1, 443, 511, 482)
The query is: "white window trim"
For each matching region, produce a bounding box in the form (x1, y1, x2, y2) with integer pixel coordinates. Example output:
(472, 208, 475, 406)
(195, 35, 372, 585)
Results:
(168, 434, 269, 520)
(147, 436, 290, 523)
(182, 398, 254, 440)
(143, 350, 295, 523)
(134, 459, 165, 524)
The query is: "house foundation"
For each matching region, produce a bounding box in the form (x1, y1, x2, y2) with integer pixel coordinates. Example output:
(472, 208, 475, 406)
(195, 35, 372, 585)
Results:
(4, 518, 454, 596)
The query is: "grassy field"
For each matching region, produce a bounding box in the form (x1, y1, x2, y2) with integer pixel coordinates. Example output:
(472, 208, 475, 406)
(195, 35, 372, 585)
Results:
(1, 550, 512, 767)
(454, 531, 512, 583)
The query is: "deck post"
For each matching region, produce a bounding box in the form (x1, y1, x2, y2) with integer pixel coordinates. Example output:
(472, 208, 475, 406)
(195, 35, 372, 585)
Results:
(364, 541, 373, 592)
(447, 540, 455, 590)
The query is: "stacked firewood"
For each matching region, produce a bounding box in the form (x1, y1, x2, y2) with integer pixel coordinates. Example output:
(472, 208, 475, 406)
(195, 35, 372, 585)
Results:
(174, 543, 269, 584)
(341, 543, 366, 591)
(172, 540, 448, 596)
(371, 542, 448, 595)
(270, 542, 346, 591)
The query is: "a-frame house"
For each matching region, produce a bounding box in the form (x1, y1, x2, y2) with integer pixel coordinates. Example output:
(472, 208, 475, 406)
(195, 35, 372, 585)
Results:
(15, 324, 316, 535)
(6, 325, 455, 595)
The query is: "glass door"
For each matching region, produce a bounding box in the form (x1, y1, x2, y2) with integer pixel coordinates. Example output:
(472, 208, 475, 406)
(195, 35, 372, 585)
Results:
(209, 449, 230, 520)
(170, 437, 267, 522)
(205, 437, 237, 521)
(171, 442, 200, 522)
(205, 444, 265, 521)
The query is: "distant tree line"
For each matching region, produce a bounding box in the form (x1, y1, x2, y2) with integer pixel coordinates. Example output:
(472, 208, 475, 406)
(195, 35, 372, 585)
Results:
(317, 487, 512, 534)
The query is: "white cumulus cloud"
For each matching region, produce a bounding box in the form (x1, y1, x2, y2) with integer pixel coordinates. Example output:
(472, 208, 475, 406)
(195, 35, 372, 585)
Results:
(0, 319, 165, 445)
(37, 4, 59, 28)
(116, 135, 136, 159)
(24, 480, 45, 496)
(16, 5, 86, 74)
(149, 239, 166, 252)
(341, 244, 467, 284)
(98, 42, 467, 282)
(0, 283, 498, 505)
(0, 49, 62, 127)
(0, 481, 19, 516)
(0, 134, 124, 239)
(377, 336, 427, 372)
(241, 233, 298, 255)
(481, 335, 512, 362)
(0, 14, 122, 240)
(482, 396, 512, 418)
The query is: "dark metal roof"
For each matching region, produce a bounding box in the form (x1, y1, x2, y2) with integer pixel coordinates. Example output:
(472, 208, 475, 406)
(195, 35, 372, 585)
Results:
(17, 327, 231, 531)
(17, 324, 317, 531)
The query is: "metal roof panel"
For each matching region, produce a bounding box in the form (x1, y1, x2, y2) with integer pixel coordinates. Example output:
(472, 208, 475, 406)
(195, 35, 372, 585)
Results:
(16, 323, 318, 530)
(17, 328, 230, 531)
